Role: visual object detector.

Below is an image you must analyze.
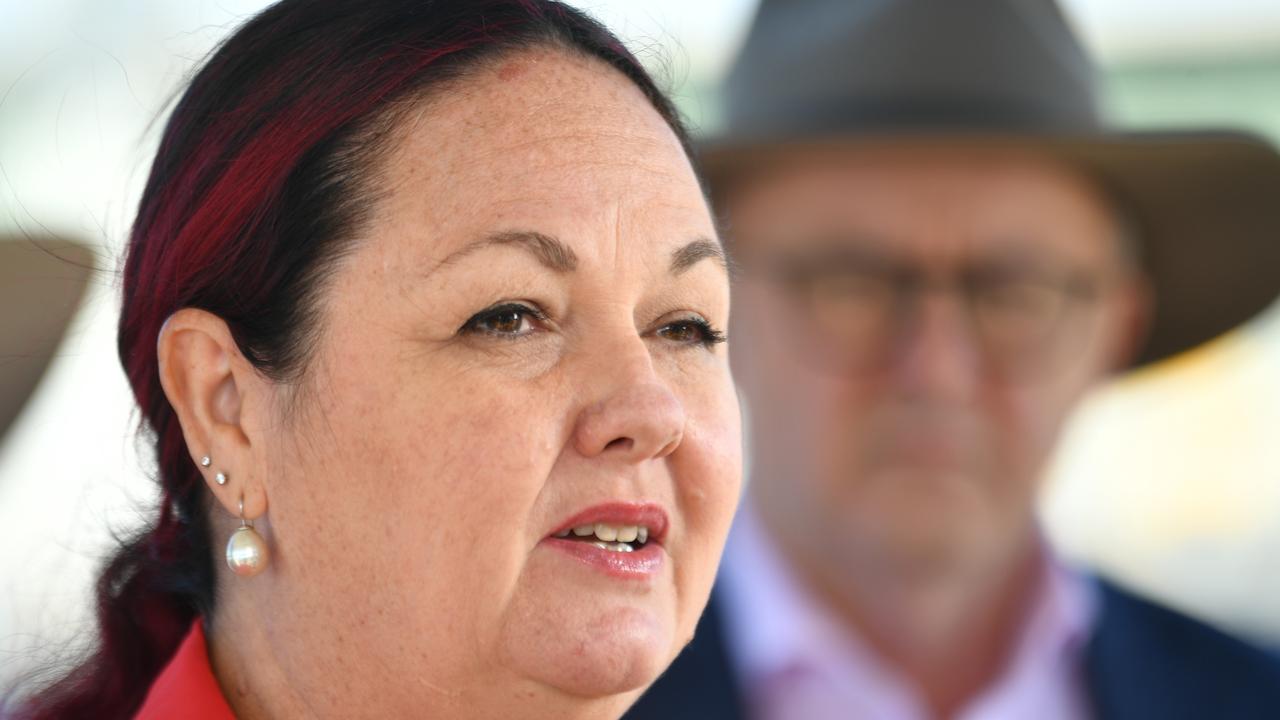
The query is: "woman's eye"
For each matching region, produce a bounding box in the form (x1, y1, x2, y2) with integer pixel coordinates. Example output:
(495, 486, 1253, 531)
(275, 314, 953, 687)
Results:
(657, 318, 727, 348)
(459, 303, 544, 338)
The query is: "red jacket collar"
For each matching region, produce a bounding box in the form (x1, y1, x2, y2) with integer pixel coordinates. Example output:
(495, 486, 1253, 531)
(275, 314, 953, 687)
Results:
(135, 619, 237, 719)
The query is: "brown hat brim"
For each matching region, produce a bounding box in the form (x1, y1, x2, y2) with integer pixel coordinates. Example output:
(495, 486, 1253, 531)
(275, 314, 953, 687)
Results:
(697, 129, 1280, 367)
(0, 236, 96, 443)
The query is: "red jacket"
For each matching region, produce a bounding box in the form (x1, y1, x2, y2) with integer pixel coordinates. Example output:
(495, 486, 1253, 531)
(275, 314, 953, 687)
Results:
(135, 620, 236, 719)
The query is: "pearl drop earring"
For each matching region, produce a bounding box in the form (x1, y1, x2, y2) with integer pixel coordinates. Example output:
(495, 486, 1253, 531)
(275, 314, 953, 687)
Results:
(226, 494, 269, 577)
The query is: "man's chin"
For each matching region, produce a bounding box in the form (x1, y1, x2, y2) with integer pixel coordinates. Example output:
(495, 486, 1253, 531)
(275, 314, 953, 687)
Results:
(848, 465, 989, 516)
(840, 480, 1006, 576)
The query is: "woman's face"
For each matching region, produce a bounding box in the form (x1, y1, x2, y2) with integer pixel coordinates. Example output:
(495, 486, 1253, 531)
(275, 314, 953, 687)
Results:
(235, 48, 740, 715)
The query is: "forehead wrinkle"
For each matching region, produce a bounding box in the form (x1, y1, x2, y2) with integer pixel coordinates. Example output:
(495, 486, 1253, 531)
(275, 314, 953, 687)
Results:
(612, 197, 624, 277)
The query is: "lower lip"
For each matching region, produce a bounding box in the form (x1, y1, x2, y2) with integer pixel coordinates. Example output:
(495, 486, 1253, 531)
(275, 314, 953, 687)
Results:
(542, 538, 665, 579)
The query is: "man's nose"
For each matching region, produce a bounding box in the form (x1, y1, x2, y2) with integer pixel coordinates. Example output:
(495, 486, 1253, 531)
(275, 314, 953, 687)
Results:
(889, 287, 982, 402)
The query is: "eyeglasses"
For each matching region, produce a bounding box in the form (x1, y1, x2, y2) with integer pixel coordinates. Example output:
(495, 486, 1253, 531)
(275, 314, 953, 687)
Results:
(745, 247, 1112, 380)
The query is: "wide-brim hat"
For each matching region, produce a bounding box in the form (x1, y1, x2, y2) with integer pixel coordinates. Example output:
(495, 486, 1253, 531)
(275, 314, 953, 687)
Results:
(700, 0, 1280, 366)
(0, 235, 95, 444)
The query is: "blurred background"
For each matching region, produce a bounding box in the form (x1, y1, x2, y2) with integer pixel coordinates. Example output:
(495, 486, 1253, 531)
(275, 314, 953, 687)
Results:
(2, 0, 1279, 690)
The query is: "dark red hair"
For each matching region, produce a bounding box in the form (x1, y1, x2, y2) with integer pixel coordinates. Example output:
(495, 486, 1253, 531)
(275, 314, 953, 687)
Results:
(5, 1, 693, 717)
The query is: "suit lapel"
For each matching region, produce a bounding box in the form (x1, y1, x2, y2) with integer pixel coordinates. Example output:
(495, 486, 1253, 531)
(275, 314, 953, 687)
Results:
(1084, 577, 1280, 720)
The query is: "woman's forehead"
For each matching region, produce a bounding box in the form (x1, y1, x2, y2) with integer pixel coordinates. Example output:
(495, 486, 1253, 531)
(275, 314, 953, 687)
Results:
(367, 47, 710, 269)
(391, 47, 686, 187)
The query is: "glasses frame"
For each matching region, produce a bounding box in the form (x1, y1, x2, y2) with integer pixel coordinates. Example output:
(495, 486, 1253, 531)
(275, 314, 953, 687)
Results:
(745, 246, 1117, 381)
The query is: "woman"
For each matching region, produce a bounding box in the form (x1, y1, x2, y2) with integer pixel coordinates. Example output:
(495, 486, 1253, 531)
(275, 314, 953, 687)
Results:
(7, 1, 742, 717)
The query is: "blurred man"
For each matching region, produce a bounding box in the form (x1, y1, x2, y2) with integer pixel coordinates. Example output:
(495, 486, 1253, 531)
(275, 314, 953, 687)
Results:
(627, 0, 1280, 718)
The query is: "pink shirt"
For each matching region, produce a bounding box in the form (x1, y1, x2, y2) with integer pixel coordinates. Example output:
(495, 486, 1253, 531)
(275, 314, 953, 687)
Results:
(716, 505, 1097, 720)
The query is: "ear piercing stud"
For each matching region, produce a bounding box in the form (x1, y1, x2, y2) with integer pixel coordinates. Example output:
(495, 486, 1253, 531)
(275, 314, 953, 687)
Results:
(201, 455, 229, 485)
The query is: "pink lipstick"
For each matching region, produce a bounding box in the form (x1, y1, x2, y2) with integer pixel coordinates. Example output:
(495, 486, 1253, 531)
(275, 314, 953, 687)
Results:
(543, 502, 668, 579)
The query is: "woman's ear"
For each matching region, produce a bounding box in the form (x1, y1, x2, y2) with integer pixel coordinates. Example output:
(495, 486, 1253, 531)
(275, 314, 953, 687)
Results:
(157, 308, 270, 521)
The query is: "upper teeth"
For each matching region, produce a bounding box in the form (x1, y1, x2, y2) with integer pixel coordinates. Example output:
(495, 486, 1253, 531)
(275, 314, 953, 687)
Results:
(557, 523, 650, 544)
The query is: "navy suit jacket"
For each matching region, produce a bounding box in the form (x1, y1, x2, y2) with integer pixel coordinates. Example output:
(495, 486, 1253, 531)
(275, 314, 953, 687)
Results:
(625, 577, 1280, 720)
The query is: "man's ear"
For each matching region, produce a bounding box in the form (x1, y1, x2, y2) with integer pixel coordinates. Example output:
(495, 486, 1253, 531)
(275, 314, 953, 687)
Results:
(1106, 272, 1155, 371)
(157, 308, 270, 521)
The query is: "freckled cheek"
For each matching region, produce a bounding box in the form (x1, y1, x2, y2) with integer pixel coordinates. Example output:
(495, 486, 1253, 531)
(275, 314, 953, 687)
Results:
(302, 345, 565, 561)
(286, 386, 568, 669)
(371, 383, 558, 506)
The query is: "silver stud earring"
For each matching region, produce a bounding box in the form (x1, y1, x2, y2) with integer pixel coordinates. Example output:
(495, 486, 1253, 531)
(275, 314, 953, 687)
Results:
(200, 455, 212, 468)
(226, 494, 269, 577)
(215, 471, 228, 486)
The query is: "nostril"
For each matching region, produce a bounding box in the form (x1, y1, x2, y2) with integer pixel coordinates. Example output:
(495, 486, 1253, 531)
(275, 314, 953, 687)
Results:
(604, 437, 634, 452)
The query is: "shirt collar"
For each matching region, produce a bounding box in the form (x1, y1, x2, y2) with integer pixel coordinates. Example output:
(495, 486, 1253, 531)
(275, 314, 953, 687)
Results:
(716, 502, 902, 685)
(716, 500, 1098, 719)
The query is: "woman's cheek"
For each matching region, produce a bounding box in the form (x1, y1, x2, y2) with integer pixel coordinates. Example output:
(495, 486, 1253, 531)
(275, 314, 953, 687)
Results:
(674, 373, 744, 635)
(690, 369, 744, 509)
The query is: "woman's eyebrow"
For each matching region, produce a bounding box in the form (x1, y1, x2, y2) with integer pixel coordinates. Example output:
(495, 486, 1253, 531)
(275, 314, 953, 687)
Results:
(426, 232, 724, 278)
(671, 237, 727, 275)
(429, 230, 579, 277)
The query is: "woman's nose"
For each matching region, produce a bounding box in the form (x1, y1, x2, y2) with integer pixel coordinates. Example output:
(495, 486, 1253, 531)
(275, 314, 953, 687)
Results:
(572, 350, 687, 463)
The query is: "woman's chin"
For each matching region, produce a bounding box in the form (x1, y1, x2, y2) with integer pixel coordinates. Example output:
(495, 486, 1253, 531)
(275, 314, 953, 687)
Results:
(501, 601, 674, 698)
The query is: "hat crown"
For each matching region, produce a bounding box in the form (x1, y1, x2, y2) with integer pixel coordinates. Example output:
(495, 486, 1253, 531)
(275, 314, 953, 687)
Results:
(723, 0, 1101, 139)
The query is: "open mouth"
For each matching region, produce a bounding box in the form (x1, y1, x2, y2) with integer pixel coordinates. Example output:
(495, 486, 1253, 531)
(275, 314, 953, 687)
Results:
(551, 523, 652, 553)
(545, 504, 667, 578)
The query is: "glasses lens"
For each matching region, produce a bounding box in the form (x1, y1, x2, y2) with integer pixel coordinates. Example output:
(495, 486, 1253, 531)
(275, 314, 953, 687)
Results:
(752, 251, 900, 372)
(967, 270, 1097, 378)
(803, 268, 896, 362)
